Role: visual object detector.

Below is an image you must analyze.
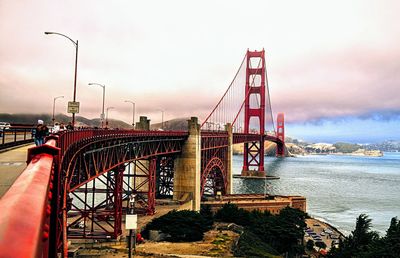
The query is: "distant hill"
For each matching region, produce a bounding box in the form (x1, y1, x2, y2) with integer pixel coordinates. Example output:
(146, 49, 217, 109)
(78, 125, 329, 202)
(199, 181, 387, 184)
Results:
(364, 140, 400, 152)
(151, 118, 191, 131)
(0, 113, 131, 129)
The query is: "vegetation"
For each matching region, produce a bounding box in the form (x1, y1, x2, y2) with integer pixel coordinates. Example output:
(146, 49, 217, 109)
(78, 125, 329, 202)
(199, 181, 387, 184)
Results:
(234, 231, 280, 258)
(215, 203, 308, 257)
(143, 203, 308, 257)
(315, 240, 327, 251)
(142, 209, 212, 242)
(333, 142, 361, 153)
(328, 214, 400, 258)
(0, 113, 131, 128)
(306, 239, 315, 251)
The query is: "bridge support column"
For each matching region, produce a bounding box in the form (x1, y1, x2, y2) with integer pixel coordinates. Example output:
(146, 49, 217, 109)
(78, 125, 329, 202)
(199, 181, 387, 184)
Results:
(173, 117, 201, 211)
(113, 165, 124, 237)
(135, 116, 150, 130)
(276, 113, 285, 157)
(225, 123, 233, 194)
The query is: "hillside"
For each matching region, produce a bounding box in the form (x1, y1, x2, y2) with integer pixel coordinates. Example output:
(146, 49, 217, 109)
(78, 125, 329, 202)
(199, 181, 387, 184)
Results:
(150, 117, 191, 131)
(0, 113, 131, 129)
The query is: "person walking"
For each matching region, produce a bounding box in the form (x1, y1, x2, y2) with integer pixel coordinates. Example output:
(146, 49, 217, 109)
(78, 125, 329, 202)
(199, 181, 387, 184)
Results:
(33, 120, 44, 146)
(52, 122, 60, 133)
(39, 123, 49, 145)
(66, 122, 74, 131)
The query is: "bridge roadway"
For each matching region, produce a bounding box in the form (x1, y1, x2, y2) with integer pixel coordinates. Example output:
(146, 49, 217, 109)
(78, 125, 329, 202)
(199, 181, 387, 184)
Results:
(0, 144, 34, 197)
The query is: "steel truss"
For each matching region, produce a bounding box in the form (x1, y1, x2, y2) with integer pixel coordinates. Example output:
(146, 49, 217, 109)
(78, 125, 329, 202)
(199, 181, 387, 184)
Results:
(123, 159, 157, 215)
(201, 132, 229, 197)
(67, 166, 124, 239)
(56, 132, 187, 254)
(156, 156, 175, 198)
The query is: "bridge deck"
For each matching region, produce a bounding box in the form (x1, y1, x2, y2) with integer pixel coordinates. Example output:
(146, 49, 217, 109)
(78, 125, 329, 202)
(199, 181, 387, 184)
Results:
(0, 144, 32, 197)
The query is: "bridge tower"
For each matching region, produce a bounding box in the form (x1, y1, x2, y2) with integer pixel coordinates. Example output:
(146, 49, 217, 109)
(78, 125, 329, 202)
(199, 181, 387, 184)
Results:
(276, 113, 285, 157)
(242, 49, 266, 176)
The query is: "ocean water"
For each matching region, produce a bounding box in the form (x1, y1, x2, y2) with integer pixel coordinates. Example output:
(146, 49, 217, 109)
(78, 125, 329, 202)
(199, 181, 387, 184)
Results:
(232, 152, 400, 235)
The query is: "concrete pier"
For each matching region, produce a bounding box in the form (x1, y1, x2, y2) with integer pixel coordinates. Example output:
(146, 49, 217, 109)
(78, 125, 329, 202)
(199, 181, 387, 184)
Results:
(173, 117, 201, 211)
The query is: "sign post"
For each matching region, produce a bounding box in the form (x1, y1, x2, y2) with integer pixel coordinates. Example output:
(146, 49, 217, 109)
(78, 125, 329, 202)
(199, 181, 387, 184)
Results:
(126, 214, 137, 258)
(67, 101, 80, 114)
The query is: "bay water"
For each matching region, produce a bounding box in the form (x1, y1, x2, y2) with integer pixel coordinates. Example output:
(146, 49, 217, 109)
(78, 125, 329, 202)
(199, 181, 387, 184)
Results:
(232, 152, 400, 235)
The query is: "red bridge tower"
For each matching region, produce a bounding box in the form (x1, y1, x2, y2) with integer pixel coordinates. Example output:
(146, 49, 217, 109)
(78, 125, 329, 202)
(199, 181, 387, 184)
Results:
(242, 49, 266, 176)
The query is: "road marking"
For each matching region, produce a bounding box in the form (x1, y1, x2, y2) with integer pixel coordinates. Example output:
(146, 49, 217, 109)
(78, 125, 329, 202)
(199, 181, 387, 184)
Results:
(0, 162, 23, 166)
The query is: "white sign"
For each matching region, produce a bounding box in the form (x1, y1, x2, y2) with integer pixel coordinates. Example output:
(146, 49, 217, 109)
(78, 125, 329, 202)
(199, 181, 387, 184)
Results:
(68, 101, 80, 114)
(126, 214, 137, 230)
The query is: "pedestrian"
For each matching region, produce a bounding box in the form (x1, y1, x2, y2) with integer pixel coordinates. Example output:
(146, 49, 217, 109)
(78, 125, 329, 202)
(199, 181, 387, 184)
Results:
(66, 122, 74, 131)
(33, 120, 44, 146)
(60, 123, 66, 131)
(52, 122, 60, 133)
(39, 123, 49, 145)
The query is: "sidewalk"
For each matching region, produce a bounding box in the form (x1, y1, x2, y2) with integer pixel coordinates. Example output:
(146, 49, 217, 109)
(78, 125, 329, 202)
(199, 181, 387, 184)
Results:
(0, 144, 34, 198)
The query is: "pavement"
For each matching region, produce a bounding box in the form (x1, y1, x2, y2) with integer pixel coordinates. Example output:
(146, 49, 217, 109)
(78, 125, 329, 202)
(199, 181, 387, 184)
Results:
(0, 144, 34, 198)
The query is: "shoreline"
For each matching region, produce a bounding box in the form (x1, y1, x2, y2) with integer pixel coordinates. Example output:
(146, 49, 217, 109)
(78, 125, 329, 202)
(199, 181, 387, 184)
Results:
(311, 217, 346, 238)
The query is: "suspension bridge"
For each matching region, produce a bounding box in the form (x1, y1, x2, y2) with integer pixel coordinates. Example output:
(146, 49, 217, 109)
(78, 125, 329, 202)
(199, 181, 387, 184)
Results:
(0, 49, 286, 257)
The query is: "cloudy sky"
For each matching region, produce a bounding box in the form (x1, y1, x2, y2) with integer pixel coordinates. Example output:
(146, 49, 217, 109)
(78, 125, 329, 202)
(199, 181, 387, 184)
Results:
(1, 0, 399, 143)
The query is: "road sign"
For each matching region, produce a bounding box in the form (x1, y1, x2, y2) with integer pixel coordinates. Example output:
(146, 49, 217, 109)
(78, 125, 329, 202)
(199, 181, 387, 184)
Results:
(68, 101, 80, 114)
(126, 214, 138, 229)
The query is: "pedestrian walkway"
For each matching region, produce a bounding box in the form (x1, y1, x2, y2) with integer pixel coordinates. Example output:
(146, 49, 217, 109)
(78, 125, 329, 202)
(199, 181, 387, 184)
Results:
(0, 144, 33, 198)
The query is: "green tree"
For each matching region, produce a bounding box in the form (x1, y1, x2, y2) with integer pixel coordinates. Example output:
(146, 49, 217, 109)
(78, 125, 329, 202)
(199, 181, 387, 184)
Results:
(214, 202, 251, 226)
(306, 239, 314, 251)
(315, 241, 327, 251)
(200, 204, 214, 228)
(328, 214, 379, 258)
(143, 210, 211, 242)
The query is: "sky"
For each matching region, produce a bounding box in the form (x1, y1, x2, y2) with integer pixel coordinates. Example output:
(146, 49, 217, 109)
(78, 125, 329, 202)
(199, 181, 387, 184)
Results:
(0, 0, 399, 143)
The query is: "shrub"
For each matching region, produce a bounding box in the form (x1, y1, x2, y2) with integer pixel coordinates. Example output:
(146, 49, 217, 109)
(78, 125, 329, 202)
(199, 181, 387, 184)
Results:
(200, 204, 214, 228)
(143, 209, 212, 242)
(214, 203, 251, 226)
(234, 230, 280, 258)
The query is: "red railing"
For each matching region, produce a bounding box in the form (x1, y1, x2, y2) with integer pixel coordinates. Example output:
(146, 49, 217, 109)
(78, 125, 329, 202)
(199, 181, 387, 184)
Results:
(0, 139, 60, 258)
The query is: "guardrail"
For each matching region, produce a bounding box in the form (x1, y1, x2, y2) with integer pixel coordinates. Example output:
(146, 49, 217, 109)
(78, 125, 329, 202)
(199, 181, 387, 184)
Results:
(0, 128, 34, 150)
(0, 138, 60, 258)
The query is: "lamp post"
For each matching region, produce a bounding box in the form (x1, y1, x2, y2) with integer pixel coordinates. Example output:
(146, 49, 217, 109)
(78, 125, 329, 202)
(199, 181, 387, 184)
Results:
(45, 31, 78, 127)
(124, 100, 135, 128)
(52, 95, 64, 126)
(89, 83, 106, 128)
(106, 107, 115, 128)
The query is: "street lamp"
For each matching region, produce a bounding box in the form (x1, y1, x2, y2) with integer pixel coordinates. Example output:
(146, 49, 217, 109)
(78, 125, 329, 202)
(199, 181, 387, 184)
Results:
(52, 95, 64, 125)
(89, 83, 106, 128)
(124, 100, 135, 128)
(45, 31, 79, 127)
(106, 107, 115, 128)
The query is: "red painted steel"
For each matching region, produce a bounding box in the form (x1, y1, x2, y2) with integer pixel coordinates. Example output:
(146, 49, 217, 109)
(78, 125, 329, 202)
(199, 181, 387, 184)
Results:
(276, 113, 285, 157)
(0, 140, 60, 258)
(146, 158, 157, 214)
(242, 50, 266, 174)
(201, 132, 228, 197)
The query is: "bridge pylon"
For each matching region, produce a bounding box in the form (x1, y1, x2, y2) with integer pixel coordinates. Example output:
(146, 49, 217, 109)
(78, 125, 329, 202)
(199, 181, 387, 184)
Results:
(276, 113, 285, 157)
(241, 49, 266, 176)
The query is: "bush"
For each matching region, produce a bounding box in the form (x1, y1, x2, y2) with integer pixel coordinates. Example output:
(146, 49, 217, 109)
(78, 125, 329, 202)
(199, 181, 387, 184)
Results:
(200, 204, 214, 228)
(214, 203, 251, 226)
(234, 230, 280, 258)
(306, 239, 315, 251)
(143, 209, 212, 242)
